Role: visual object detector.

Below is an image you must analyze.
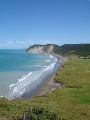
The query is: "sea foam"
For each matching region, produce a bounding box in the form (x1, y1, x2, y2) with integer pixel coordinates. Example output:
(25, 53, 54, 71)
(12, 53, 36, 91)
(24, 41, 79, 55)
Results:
(8, 55, 58, 99)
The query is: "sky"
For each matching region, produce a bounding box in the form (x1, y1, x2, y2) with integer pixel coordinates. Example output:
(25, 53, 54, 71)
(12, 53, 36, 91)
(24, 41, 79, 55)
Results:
(0, 0, 90, 48)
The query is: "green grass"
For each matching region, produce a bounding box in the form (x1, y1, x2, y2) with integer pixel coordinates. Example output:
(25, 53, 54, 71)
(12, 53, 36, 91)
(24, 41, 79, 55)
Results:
(0, 58, 90, 120)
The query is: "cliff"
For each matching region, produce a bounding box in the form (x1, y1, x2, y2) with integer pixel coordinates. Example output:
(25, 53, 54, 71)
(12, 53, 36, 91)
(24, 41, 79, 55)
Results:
(26, 44, 61, 54)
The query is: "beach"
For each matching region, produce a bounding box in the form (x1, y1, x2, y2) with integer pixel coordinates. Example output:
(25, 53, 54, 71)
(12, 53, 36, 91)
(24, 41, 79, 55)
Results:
(0, 49, 66, 99)
(0, 49, 62, 99)
(21, 54, 65, 99)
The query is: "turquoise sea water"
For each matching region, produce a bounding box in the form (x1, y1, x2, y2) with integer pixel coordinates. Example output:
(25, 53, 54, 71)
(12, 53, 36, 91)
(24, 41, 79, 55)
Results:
(0, 49, 57, 99)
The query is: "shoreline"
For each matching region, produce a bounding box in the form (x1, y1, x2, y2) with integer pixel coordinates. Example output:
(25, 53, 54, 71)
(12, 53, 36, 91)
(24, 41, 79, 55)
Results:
(38, 74, 64, 97)
(0, 54, 66, 100)
(21, 54, 66, 100)
(38, 55, 66, 97)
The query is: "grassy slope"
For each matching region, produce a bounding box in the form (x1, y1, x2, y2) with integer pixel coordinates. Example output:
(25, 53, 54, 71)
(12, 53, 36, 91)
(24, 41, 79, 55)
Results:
(0, 58, 90, 120)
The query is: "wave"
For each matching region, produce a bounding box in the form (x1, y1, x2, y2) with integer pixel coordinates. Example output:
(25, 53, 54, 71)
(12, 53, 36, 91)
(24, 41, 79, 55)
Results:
(9, 72, 32, 99)
(8, 55, 58, 99)
(43, 63, 56, 72)
(49, 55, 54, 59)
(31, 65, 42, 67)
(45, 59, 51, 62)
(18, 72, 32, 82)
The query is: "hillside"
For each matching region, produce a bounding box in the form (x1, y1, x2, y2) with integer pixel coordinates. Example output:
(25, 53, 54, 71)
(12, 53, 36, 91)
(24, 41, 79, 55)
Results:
(26, 44, 90, 57)
(60, 44, 90, 57)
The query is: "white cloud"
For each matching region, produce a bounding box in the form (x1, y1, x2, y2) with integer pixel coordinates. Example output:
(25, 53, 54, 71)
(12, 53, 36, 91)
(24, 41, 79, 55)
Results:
(0, 40, 34, 49)
(0, 39, 60, 49)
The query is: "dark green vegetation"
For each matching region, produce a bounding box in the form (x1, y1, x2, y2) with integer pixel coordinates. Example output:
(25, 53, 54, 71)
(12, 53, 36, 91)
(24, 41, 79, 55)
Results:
(60, 44, 90, 57)
(0, 58, 90, 120)
(20, 107, 59, 120)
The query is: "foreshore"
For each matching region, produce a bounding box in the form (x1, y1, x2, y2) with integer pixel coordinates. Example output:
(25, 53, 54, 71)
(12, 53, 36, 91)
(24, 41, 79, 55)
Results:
(21, 55, 66, 100)
(38, 55, 66, 97)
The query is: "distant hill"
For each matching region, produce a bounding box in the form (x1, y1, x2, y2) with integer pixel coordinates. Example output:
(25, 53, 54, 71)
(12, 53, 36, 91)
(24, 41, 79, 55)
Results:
(60, 44, 90, 57)
(26, 44, 61, 54)
(26, 44, 90, 57)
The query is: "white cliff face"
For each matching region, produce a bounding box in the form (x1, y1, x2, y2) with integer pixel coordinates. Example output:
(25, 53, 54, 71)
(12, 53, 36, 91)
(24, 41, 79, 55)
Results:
(27, 45, 55, 54)
(28, 46, 44, 54)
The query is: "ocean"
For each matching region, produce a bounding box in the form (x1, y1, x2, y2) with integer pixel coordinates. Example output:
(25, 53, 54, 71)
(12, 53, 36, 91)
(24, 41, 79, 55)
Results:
(0, 49, 58, 99)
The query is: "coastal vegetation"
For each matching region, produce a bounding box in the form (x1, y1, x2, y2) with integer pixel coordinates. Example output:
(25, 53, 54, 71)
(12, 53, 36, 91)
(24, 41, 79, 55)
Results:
(0, 57, 90, 120)
(60, 44, 90, 57)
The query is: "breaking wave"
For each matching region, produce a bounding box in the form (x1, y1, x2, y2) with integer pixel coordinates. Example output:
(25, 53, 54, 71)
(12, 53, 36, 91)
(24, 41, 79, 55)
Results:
(8, 55, 58, 99)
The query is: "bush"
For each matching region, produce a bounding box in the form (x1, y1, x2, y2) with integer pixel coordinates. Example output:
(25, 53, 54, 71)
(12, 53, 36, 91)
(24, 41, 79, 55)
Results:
(21, 107, 60, 120)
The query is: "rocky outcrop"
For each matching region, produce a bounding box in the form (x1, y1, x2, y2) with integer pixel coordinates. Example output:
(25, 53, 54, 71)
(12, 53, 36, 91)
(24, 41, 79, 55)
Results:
(26, 44, 61, 54)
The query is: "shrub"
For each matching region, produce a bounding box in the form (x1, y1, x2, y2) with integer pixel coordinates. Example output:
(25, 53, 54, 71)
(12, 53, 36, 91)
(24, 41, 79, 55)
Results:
(21, 107, 60, 120)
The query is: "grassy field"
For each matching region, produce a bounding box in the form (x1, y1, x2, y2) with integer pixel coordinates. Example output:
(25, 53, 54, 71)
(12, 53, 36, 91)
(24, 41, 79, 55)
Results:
(0, 58, 90, 120)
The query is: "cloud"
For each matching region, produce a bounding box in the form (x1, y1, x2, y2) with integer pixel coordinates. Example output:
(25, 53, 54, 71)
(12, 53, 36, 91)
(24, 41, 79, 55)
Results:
(0, 39, 60, 49)
(0, 40, 34, 49)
